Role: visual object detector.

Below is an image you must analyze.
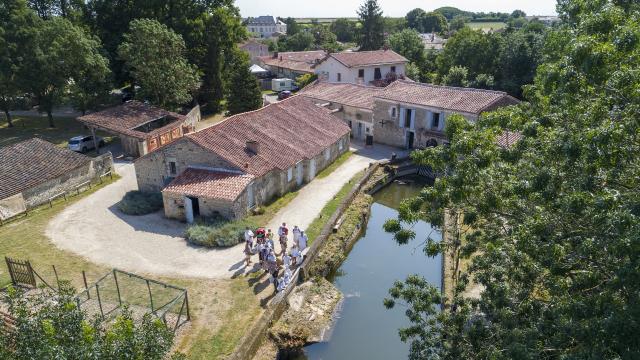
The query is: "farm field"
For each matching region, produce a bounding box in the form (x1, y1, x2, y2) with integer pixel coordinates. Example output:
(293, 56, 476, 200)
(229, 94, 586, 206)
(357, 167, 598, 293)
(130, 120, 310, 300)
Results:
(468, 21, 507, 30)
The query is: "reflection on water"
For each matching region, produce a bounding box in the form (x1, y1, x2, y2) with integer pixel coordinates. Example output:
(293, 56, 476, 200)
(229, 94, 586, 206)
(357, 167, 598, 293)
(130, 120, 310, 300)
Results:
(295, 178, 441, 360)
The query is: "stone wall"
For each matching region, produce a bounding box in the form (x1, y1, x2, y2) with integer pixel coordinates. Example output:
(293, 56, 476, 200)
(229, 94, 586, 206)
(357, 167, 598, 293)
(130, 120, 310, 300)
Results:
(163, 190, 248, 221)
(372, 99, 477, 148)
(2, 152, 114, 213)
(134, 138, 239, 193)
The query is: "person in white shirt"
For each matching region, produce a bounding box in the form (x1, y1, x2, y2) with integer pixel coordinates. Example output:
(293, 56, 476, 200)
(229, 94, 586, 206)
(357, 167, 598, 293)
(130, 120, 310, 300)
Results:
(244, 227, 254, 245)
(291, 245, 302, 266)
(283, 253, 292, 268)
(298, 231, 308, 251)
(292, 225, 301, 246)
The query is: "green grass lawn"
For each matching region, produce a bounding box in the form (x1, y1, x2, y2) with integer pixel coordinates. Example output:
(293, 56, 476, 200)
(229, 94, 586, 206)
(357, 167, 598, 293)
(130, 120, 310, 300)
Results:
(0, 175, 120, 288)
(305, 170, 366, 242)
(468, 21, 507, 30)
(0, 114, 114, 148)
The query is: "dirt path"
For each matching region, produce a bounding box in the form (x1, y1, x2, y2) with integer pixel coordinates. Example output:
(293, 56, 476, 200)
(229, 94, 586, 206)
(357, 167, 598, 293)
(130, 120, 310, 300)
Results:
(46, 143, 402, 279)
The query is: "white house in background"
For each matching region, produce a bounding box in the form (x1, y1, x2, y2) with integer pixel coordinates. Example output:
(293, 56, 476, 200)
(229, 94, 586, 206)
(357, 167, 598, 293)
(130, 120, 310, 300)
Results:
(245, 16, 287, 38)
(314, 49, 408, 86)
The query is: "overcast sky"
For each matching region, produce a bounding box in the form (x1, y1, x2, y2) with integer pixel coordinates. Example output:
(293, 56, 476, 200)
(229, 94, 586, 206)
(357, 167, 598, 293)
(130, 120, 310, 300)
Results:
(235, 0, 558, 18)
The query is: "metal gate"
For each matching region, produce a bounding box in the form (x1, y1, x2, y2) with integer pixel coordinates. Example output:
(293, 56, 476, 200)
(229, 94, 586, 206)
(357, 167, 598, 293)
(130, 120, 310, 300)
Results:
(5, 257, 36, 287)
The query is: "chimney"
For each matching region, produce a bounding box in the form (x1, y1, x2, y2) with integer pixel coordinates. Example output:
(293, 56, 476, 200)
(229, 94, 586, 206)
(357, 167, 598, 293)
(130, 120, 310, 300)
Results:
(246, 140, 259, 155)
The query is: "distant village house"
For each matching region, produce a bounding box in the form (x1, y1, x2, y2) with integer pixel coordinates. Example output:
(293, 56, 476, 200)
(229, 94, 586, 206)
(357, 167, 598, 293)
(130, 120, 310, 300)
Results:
(239, 39, 270, 64)
(245, 16, 287, 38)
(259, 50, 327, 80)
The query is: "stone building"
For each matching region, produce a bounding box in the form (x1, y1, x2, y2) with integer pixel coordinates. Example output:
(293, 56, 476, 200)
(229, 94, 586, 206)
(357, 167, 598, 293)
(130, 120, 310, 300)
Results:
(240, 39, 270, 64)
(300, 82, 383, 143)
(77, 101, 201, 158)
(0, 138, 113, 220)
(314, 49, 408, 86)
(135, 96, 351, 223)
(301, 80, 519, 149)
(372, 80, 520, 148)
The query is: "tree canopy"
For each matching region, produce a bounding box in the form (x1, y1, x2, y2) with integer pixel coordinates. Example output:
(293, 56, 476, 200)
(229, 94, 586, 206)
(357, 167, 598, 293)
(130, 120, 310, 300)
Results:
(357, 0, 385, 51)
(225, 49, 262, 115)
(118, 19, 199, 110)
(384, 1, 640, 358)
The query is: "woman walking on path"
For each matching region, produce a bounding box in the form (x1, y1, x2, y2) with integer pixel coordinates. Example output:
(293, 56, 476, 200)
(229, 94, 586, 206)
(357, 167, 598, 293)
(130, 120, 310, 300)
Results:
(278, 223, 289, 256)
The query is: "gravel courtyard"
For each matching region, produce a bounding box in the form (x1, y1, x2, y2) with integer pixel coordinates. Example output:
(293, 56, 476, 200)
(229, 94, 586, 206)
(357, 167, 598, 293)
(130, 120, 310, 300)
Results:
(46, 143, 402, 279)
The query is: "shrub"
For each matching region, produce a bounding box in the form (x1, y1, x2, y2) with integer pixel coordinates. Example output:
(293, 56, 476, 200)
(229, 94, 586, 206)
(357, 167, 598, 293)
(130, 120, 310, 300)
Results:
(185, 216, 258, 248)
(0, 283, 174, 359)
(117, 191, 163, 215)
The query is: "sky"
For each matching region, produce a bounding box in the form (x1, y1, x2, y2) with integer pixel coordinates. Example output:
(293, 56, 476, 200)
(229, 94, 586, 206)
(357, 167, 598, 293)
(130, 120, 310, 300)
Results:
(235, 0, 558, 18)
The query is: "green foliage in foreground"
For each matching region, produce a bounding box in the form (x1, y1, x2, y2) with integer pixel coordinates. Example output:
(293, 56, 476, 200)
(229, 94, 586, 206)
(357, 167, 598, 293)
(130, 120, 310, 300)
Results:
(0, 283, 174, 360)
(117, 190, 164, 215)
(384, 1, 640, 359)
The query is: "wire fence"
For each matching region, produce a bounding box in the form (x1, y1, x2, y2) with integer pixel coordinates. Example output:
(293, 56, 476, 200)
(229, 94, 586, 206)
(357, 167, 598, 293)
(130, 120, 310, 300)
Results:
(74, 269, 189, 333)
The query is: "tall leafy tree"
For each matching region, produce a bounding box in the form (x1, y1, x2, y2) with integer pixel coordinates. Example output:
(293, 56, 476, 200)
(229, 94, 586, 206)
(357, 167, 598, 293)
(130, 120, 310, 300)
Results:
(436, 27, 499, 79)
(20, 17, 110, 127)
(0, 0, 39, 128)
(384, 0, 640, 358)
(330, 18, 357, 43)
(357, 0, 385, 51)
(422, 12, 448, 34)
(389, 29, 425, 65)
(225, 50, 261, 115)
(405, 8, 427, 32)
(118, 19, 198, 110)
(283, 17, 300, 36)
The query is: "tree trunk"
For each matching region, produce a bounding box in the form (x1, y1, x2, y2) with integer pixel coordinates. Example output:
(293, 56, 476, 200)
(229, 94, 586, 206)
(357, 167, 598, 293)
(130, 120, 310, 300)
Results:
(4, 109, 13, 128)
(47, 110, 55, 128)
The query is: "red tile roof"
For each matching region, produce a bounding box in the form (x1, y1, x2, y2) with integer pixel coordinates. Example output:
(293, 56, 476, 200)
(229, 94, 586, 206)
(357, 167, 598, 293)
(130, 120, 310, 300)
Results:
(78, 101, 186, 139)
(496, 131, 523, 148)
(163, 168, 254, 201)
(187, 96, 351, 177)
(299, 82, 383, 111)
(0, 138, 92, 200)
(376, 80, 520, 115)
(260, 51, 327, 74)
(328, 50, 407, 68)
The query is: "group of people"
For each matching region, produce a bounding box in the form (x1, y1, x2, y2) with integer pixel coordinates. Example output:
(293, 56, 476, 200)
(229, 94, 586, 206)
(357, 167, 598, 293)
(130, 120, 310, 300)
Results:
(243, 222, 309, 292)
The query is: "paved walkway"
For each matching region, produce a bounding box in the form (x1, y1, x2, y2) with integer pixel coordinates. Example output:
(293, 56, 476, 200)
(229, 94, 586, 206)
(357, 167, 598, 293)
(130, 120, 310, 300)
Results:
(46, 142, 405, 279)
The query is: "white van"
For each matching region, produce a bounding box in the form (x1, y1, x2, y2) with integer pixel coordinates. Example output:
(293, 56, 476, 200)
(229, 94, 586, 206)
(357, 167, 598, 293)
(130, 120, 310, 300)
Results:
(272, 78, 294, 92)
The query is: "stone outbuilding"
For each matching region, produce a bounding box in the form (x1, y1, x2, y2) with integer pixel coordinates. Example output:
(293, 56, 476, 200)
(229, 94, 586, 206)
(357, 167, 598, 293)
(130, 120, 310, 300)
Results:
(135, 96, 351, 223)
(77, 101, 201, 158)
(0, 138, 113, 220)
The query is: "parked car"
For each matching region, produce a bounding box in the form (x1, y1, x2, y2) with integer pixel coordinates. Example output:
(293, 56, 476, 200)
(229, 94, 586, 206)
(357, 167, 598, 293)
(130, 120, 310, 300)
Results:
(278, 91, 292, 100)
(68, 135, 105, 153)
